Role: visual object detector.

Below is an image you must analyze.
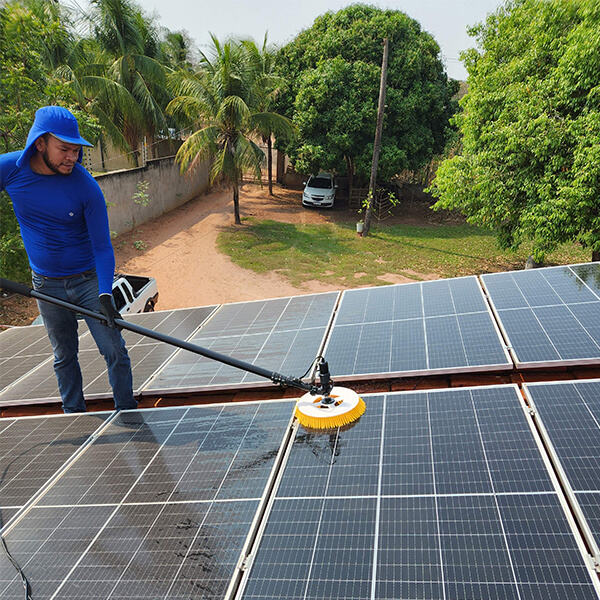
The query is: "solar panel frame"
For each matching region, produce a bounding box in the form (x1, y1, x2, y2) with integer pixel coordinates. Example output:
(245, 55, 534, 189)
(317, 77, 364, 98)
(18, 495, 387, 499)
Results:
(523, 378, 600, 562)
(321, 277, 512, 381)
(482, 262, 600, 369)
(0, 306, 218, 407)
(236, 386, 600, 600)
(141, 292, 340, 396)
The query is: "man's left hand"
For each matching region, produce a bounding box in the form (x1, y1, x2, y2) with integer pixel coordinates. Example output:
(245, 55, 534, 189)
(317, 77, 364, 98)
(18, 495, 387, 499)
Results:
(99, 294, 122, 329)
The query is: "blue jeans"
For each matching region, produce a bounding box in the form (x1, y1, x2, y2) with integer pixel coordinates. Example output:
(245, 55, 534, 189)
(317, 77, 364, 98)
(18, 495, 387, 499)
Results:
(32, 270, 136, 413)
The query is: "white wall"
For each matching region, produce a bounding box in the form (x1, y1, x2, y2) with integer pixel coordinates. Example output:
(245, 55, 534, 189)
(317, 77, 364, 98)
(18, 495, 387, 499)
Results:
(97, 156, 210, 236)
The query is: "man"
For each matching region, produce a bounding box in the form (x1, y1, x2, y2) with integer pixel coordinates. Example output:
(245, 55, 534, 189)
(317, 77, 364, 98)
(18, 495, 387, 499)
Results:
(0, 106, 136, 413)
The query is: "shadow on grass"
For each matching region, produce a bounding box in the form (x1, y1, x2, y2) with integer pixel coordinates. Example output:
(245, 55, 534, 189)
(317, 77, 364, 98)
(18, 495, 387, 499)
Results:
(361, 224, 497, 263)
(220, 220, 354, 257)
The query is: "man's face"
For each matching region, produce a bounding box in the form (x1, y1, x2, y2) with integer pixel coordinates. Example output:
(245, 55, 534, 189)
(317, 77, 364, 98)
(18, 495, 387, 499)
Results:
(34, 135, 81, 175)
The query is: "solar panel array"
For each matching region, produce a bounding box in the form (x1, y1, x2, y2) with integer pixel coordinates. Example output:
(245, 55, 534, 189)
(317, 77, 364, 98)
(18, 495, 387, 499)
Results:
(142, 293, 339, 394)
(0, 307, 216, 406)
(482, 263, 600, 367)
(4, 264, 600, 597)
(323, 277, 511, 379)
(524, 379, 600, 560)
(0, 400, 294, 599)
(239, 387, 600, 599)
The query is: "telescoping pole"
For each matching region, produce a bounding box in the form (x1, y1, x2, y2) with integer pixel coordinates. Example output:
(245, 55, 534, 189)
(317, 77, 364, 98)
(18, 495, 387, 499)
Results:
(0, 278, 317, 394)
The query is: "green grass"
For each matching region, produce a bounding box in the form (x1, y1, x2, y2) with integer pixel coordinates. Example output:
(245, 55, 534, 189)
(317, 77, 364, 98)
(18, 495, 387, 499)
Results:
(217, 218, 590, 287)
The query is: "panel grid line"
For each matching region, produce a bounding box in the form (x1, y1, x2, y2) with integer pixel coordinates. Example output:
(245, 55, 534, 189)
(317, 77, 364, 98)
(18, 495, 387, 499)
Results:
(427, 392, 447, 600)
(448, 285, 469, 366)
(370, 393, 386, 600)
(420, 283, 430, 372)
(301, 429, 341, 600)
(469, 389, 523, 600)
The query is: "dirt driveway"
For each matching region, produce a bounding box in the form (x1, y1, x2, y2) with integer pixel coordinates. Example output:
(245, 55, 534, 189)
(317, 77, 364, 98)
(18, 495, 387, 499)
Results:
(1, 182, 442, 326)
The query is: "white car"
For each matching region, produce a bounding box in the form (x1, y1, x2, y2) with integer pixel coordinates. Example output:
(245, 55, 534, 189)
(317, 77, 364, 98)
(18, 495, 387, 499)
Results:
(302, 173, 336, 208)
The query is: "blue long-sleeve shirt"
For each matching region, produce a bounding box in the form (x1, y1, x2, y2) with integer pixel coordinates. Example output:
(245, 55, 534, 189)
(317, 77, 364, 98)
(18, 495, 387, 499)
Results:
(0, 151, 115, 294)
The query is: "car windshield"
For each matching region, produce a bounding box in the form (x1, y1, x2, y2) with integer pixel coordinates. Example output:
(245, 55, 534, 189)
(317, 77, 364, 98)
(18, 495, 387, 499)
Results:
(307, 176, 332, 189)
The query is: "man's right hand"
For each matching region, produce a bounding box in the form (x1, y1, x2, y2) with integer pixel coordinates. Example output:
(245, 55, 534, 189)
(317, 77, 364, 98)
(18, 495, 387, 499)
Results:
(99, 294, 122, 329)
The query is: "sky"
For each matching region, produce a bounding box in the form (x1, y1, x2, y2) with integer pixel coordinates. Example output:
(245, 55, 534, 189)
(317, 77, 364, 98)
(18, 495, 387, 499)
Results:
(76, 0, 504, 80)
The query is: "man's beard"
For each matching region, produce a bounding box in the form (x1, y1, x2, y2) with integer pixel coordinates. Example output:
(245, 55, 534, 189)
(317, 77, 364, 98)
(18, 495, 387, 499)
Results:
(41, 149, 72, 175)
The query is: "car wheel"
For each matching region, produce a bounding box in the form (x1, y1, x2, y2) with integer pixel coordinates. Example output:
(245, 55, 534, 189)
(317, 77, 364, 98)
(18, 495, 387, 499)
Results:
(143, 299, 155, 312)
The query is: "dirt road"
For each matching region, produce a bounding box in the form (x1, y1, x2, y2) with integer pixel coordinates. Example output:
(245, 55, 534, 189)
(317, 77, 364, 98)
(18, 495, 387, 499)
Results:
(113, 183, 352, 310)
(1, 181, 441, 326)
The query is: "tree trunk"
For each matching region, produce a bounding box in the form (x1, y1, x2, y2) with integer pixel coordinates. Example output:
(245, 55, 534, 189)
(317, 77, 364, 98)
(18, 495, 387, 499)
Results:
(267, 136, 273, 195)
(593, 250, 600, 262)
(345, 155, 354, 207)
(363, 37, 389, 237)
(99, 136, 106, 171)
(233, 181, 241, 225)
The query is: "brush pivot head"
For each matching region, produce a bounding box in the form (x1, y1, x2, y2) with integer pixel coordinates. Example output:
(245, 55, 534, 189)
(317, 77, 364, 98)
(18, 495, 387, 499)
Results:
(295, 386, 366, 430)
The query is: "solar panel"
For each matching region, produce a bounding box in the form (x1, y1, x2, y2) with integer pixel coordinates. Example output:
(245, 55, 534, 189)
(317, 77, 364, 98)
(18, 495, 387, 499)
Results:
(323, 278, 511, 380)
(524, 379, 600, 561)
(239, 387, 600, 599)
(482, 263, 600, 367)
(0, 325, 53, 394)
(142, 293, 339, 395)
(0, 400, 295, 598)
(0, 307, 217, 406)
(0, 412, 113, 529)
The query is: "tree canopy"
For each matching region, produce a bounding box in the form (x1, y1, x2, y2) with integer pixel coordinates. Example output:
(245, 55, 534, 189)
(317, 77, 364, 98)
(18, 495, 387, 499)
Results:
(276, 4, 458, 183)
(429, 0, 600, 260)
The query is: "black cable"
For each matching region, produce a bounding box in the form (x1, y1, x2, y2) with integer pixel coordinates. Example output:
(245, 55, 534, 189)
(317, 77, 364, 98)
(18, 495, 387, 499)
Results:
(0, 440, 54, 600)
(0, 536, 31, 599)
(301, 355, 323, 386)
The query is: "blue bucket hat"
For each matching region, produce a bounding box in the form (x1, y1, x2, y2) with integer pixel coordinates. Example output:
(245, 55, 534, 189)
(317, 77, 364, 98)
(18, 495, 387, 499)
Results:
(16, 106, 93, 168)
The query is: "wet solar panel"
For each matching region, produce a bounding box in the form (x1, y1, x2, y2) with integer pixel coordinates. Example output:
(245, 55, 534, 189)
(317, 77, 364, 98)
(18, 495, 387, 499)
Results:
(0, 400, 294, 599)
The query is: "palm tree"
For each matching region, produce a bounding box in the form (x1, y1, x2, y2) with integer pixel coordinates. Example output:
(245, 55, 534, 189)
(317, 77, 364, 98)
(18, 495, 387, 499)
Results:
(167, 35, 292, 224)
(242, 35, 292, 195)
(60, 0, 169, 166)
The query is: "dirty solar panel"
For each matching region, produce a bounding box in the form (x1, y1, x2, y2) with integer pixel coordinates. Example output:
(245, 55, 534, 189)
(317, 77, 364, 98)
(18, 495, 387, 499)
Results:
(142, 293, 339, 394)
(482, 263, 600, 367)
(0, 412, 112, 529)
(0, 306, 217, 405)
(525, 379, 600, 553)
(0, 400, 294, 599)
(240, 387, 600, 600)
(323, 278, 511, 380)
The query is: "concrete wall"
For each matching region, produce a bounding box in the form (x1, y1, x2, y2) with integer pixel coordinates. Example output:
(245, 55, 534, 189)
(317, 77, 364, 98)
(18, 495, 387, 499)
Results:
(97, 156, 210, 236)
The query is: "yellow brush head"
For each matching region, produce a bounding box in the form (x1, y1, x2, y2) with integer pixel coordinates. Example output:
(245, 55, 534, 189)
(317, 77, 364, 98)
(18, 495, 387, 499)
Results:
(294, 386, 366, 429)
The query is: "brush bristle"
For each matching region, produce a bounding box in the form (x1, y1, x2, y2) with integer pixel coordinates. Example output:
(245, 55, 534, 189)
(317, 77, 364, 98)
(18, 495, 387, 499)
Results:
(295, 397, 366, 430)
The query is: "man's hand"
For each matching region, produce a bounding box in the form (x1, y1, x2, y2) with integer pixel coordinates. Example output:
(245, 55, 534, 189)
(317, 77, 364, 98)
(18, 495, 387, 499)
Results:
(99, 294, 122, 329)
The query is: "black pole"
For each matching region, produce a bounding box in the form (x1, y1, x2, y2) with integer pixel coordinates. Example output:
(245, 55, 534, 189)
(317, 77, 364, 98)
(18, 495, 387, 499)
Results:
(0, 278, 316, 394)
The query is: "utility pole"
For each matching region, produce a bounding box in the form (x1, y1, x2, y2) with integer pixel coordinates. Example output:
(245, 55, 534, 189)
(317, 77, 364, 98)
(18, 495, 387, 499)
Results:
(363, 37, 389, 237)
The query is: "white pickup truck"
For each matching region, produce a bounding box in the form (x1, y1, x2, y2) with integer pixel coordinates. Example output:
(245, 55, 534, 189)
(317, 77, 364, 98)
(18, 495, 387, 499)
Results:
(112, 273, 159, 315)
(31, 273, 158, 325)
